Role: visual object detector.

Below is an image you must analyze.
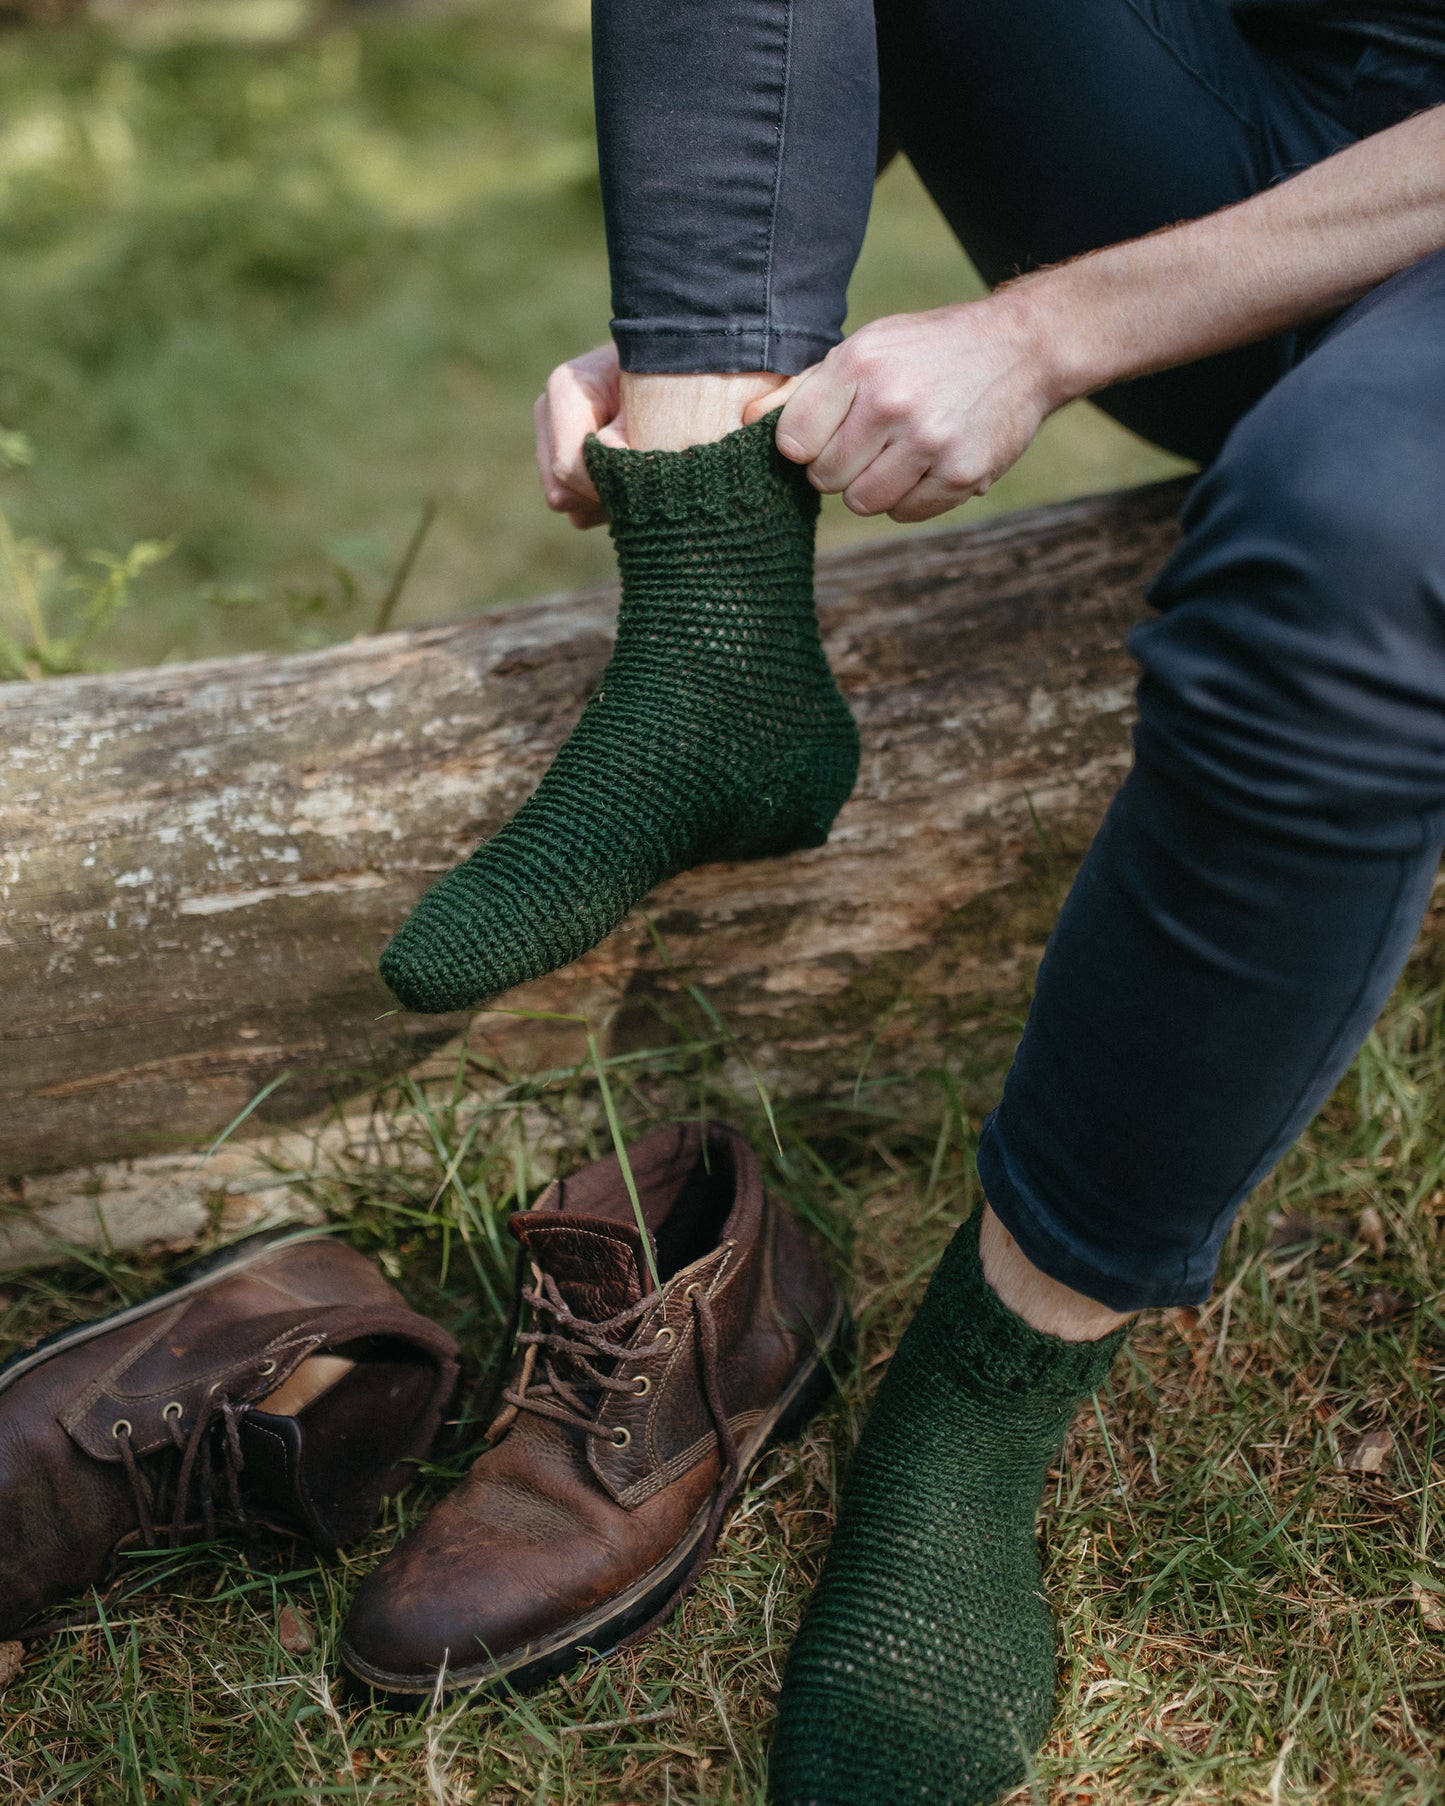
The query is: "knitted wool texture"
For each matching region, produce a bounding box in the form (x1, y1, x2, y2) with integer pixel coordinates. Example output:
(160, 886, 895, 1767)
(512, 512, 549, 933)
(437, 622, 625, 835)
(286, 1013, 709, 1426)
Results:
(770, 1210, 1130, 1806)
(379, 413, 859, 1013)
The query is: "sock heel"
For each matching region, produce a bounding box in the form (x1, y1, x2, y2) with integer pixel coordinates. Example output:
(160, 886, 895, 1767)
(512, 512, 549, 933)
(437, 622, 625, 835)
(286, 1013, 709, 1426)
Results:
(709, 729, 860, 863)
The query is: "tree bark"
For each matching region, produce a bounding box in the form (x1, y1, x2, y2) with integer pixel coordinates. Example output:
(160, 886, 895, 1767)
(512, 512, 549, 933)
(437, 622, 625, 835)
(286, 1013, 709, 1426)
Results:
(0, 480, 1188, 1195)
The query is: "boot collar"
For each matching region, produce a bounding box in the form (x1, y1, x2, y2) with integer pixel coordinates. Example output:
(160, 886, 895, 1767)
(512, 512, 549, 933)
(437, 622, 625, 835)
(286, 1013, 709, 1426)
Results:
(57, 1300, 455, 1550)
(511, 1211, 652, 1319)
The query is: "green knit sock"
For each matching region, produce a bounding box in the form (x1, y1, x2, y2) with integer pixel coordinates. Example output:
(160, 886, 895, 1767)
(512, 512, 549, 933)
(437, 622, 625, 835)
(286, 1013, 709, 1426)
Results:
(770, 1210, 1130, 1806)
(379, 413, 859, 1013)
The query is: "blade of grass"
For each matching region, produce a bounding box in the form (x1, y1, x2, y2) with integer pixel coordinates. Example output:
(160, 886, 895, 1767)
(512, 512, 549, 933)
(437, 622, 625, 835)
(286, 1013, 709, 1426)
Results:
(587, 1028, 662, 1295)
(638, 911, 790, 1169)
(371, 496, 437, 635)
(474, 1005, 664, 1293)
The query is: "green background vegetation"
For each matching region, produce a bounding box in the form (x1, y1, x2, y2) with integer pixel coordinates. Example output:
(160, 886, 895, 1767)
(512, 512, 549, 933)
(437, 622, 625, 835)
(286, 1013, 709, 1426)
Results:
(0, 0, 1183, 671)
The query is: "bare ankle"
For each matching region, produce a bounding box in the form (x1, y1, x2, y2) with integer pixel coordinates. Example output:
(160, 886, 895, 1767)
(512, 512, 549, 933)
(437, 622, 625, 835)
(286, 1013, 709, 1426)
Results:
(619, 371, 787, 451)
(978, 1204, 1134, 1341)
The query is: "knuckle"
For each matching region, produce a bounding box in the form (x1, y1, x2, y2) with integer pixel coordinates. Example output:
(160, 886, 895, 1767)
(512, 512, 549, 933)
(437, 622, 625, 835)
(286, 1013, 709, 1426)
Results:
(872, 384, 913, 424)
(834, 345, 872, 387)
(936, 457, 979, 492)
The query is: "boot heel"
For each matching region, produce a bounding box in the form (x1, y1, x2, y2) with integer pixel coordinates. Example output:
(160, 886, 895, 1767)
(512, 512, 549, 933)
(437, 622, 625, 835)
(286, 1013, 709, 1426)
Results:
(771, 1307, 852, 1447)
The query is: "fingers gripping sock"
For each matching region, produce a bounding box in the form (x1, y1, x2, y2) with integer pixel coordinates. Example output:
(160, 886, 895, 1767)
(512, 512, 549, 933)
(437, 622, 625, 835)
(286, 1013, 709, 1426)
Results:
(769, 1210, 1130, 1806)
(379, 413, 860, 1013)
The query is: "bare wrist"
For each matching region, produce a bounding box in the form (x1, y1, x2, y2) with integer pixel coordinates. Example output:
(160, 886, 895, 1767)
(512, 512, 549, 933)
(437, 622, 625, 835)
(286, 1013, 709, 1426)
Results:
(995, 267, 1112, 410)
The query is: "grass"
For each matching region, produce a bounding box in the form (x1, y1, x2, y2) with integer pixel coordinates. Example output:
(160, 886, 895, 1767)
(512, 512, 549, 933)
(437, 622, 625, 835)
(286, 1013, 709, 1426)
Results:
(1, 957, 1443, 1804)
(0, 0, 1186, 673)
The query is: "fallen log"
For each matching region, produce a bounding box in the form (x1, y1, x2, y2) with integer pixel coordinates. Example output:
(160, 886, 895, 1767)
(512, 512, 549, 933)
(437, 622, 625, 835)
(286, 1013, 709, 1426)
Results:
(1, 479, 1189, 1197)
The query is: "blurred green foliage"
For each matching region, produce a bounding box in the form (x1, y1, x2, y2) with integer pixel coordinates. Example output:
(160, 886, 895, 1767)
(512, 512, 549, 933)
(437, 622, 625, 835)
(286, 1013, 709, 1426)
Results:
(0, 0, 1185, 671)
(0, 508, 170, 677)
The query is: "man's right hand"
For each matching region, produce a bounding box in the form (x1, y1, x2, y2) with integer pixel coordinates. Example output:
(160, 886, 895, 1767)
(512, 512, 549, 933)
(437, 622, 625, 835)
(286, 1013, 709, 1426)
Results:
(534, 343, 624, 530)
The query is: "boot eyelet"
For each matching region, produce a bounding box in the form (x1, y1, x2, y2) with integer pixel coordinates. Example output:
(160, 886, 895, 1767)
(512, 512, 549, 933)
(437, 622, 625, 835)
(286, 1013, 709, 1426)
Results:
(111, 1419, 132, 1440)
(611, 1426, 632, 1450)
(653, 1326, 676, 1348)
(632, 1375, 651, 1397)
(162, 1402, 184, 1422)
(258, 1358, 278, 1377)
(683, 1282, 703, 1300)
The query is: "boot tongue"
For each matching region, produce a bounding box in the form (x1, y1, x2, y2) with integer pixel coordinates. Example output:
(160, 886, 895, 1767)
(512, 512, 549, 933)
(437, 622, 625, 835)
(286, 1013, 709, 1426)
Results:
(237, 1410, 331, 1545)
(511, 1212, 654, 1319)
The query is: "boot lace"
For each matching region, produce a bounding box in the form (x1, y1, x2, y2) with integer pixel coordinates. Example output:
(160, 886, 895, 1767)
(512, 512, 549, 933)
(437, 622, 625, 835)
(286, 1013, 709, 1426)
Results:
(504, 1269, 739, 1498)
(111, 1387, 253, 1550)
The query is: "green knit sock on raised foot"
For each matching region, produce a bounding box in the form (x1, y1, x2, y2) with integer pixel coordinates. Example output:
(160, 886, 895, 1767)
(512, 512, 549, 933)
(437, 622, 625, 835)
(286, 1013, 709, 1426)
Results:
(770, 1210, 1130, 1806)
(379, 413, 859, 1013)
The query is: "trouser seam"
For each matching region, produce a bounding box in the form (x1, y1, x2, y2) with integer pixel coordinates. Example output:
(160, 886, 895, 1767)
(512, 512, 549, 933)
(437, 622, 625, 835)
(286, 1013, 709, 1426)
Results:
(760, 0, 797, 369)
(1116, 0, 1269, 139)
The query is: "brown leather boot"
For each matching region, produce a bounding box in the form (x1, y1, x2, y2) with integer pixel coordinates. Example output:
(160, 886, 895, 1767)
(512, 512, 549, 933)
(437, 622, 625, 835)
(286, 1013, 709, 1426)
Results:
(0, 1226, 460, 1640)
(339, 1122, 847, 1698)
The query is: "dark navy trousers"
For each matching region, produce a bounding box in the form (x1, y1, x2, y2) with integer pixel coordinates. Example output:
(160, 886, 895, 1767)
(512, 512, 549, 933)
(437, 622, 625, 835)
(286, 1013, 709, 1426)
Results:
(592, 0, 1445, 1308)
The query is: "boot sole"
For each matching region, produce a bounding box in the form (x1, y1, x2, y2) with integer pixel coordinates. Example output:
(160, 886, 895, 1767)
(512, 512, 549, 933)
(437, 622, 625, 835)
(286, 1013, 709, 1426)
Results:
(0, 1224, 335, 1401)
(339, 1290, 851, 1702)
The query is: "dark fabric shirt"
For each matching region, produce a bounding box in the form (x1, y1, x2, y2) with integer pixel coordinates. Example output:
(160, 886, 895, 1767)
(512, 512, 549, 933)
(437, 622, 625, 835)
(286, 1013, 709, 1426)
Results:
(1229, 0, 1445, 65)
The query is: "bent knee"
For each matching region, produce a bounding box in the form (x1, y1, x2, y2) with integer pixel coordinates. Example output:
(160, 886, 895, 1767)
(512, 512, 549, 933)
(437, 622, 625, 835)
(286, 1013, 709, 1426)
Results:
(1132, 369, 1445, 837)
(1187, 358, 1445, 608)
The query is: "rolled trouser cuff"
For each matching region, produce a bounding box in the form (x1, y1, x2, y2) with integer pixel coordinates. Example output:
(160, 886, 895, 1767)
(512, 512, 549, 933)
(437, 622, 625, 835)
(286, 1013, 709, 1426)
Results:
(610, 319, 839, 376)
(976, 1108, 1221, 1314)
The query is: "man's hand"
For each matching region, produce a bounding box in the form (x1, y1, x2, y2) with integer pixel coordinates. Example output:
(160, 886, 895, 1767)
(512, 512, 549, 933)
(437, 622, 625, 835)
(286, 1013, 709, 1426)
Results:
(534, 343, 625, 530)
(745, 296, 1057, 522)
(744, 103, 1445, 525)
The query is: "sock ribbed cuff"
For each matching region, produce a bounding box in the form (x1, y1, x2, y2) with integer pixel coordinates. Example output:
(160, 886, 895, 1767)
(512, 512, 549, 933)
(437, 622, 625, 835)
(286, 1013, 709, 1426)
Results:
(912, 1208, 1132, 1406)
(582, 410, 817, 528)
